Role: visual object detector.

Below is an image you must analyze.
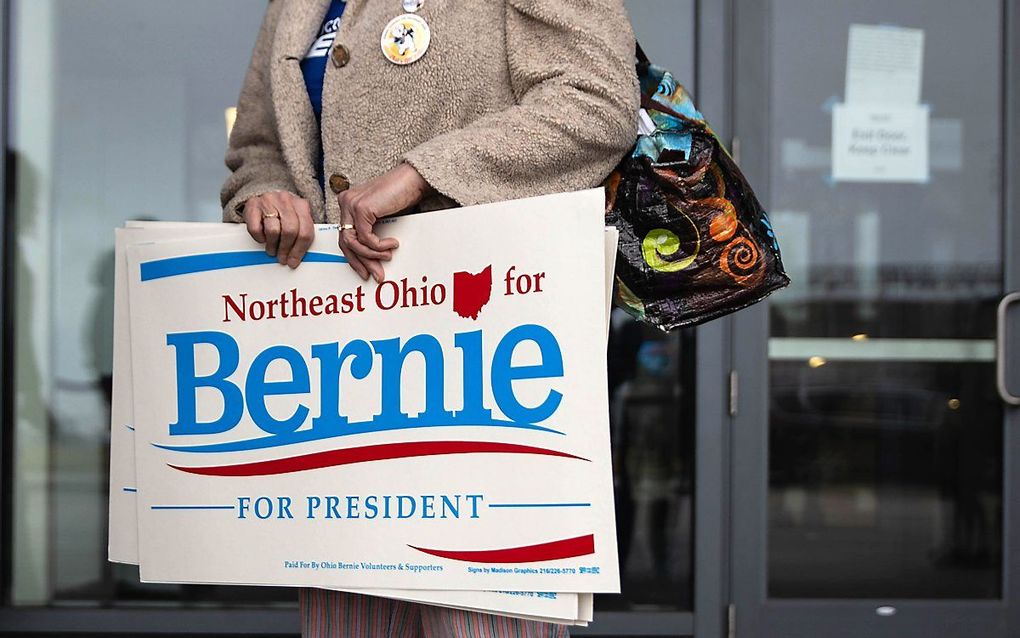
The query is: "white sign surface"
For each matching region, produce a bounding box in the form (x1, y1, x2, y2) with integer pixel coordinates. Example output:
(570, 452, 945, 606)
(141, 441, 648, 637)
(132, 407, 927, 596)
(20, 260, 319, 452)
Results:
(845, 24, 924, 105)
(110, 221, 615, 622)
(126, 190, 620, 592)
(110, 224, 240, 564)
(831, 103, 929, 183)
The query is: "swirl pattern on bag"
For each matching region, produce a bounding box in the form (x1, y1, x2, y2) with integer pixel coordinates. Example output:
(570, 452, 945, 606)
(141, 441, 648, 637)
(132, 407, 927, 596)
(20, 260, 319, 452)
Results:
(604, 60, 790, 330)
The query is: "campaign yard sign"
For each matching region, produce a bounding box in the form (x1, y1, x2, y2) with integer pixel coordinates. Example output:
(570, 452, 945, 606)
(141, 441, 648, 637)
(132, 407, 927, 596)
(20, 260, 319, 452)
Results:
(125, 189, 620, 593)
(109, 220, 616, 624)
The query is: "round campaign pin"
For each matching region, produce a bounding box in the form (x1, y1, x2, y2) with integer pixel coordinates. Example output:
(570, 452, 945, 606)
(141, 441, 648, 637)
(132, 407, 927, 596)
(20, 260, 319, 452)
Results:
(401, 0, 424, 12)
(381, 14, 431, 65)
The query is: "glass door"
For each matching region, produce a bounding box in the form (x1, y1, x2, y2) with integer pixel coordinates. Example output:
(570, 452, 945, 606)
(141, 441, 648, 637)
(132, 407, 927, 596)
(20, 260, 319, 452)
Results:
(730, 0, 1020, 636)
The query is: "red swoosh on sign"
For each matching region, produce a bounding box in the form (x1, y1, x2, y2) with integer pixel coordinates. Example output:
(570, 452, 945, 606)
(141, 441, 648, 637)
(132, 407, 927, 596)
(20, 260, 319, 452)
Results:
(410, 534, 596, 563)
(168, 441, 588, 477)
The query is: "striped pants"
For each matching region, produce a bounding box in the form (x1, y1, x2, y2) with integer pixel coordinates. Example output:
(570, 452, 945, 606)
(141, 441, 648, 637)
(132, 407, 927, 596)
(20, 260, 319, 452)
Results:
(300, 589, 570, 638)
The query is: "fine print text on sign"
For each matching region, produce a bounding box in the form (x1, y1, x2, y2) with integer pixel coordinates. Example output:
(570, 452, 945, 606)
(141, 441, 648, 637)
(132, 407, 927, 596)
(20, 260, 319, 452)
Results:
(124, 189, 620, 594)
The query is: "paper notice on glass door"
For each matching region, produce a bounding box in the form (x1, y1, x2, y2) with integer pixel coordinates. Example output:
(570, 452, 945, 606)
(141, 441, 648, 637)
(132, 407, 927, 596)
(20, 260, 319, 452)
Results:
(845, 24, 924, 105)
(831, 103, 929, 183)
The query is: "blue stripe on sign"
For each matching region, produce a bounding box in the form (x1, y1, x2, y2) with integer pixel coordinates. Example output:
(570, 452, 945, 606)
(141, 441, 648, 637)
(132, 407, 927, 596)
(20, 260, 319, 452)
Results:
(150, 505, 235, 510)
(139, 251, 347, 281)
(122, 487, 137, 493)
(488, 503, 591, 509)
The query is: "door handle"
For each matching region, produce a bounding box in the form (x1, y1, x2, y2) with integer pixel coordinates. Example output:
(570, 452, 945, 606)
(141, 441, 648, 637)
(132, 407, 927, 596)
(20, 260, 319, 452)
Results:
(997, 291, 1020, 405)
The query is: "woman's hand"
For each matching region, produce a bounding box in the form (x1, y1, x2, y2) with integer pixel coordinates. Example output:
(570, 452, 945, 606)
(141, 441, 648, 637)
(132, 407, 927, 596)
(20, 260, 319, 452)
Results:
(242, 191, 315, 268)
(338, 163, 431, 283)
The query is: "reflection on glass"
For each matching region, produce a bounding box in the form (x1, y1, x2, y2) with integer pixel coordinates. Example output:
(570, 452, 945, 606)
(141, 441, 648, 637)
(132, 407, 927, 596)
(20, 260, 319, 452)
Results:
(9, 0, 283, 607)
(765, 0, 1004, 600)
(598, 310, 695, 611)
(769, 360, 1002, 599)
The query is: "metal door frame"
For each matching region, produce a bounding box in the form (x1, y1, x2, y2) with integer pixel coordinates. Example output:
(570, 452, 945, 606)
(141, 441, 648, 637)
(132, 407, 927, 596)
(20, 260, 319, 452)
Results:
(691, 1, 735, 637)
(728, 0, 1020, 636)
(0, 0, 14, 610)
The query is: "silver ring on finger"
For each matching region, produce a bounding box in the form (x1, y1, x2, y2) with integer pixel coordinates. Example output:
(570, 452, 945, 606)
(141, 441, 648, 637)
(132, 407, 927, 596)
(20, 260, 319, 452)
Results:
(338, 223, 355, 231)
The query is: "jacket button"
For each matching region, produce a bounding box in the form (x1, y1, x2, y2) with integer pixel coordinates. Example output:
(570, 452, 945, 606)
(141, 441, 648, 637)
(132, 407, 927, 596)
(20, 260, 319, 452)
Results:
(329, 173, 351, 193)
(331, 44, 350, 68)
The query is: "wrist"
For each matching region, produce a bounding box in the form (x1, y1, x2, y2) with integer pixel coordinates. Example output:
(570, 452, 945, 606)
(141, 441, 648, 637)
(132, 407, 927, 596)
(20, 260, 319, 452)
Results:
(400, 162, 433, 200)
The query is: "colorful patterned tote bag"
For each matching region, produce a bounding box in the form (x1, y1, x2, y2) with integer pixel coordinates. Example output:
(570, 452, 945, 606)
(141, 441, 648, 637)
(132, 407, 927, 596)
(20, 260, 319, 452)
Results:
(605, 46, 790, 330)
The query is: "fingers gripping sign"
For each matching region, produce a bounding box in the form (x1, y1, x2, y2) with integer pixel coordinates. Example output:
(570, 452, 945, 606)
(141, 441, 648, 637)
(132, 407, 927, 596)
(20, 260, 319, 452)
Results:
(241, 164, 429, 278)
(335, 162, 431, 283)
(338, 223, 374, 282)
(242, 191, 316, 269)
(242, 198, 267, 244)
(337, 194, 395, 284)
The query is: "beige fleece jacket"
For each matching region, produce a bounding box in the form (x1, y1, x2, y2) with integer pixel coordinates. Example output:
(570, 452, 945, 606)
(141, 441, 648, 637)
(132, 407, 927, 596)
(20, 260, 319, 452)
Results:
(221, 0, 640, 223)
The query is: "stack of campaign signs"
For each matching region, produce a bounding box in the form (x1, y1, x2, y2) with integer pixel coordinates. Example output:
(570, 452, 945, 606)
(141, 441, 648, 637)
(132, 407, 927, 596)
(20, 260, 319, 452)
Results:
(108, 189, 620, 625)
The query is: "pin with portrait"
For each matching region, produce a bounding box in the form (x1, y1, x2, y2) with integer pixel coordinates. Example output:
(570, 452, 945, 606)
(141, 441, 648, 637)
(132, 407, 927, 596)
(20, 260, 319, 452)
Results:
(381, 14, 431, 65)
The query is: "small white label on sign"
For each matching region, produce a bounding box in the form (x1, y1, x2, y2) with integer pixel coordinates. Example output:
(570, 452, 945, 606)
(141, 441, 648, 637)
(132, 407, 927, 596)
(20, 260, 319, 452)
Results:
(831, 103, 929, 183)
(845, 24, 924, 105)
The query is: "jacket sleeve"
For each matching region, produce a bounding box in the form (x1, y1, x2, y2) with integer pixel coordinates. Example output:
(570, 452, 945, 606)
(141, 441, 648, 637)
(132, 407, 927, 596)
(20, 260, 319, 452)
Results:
(220, 0, 297, 223)
(403, 0, 640, 207)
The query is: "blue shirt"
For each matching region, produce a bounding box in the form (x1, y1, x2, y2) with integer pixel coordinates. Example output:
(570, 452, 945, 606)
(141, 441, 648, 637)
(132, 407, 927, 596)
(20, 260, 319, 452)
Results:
(301, 0, 346, 186)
